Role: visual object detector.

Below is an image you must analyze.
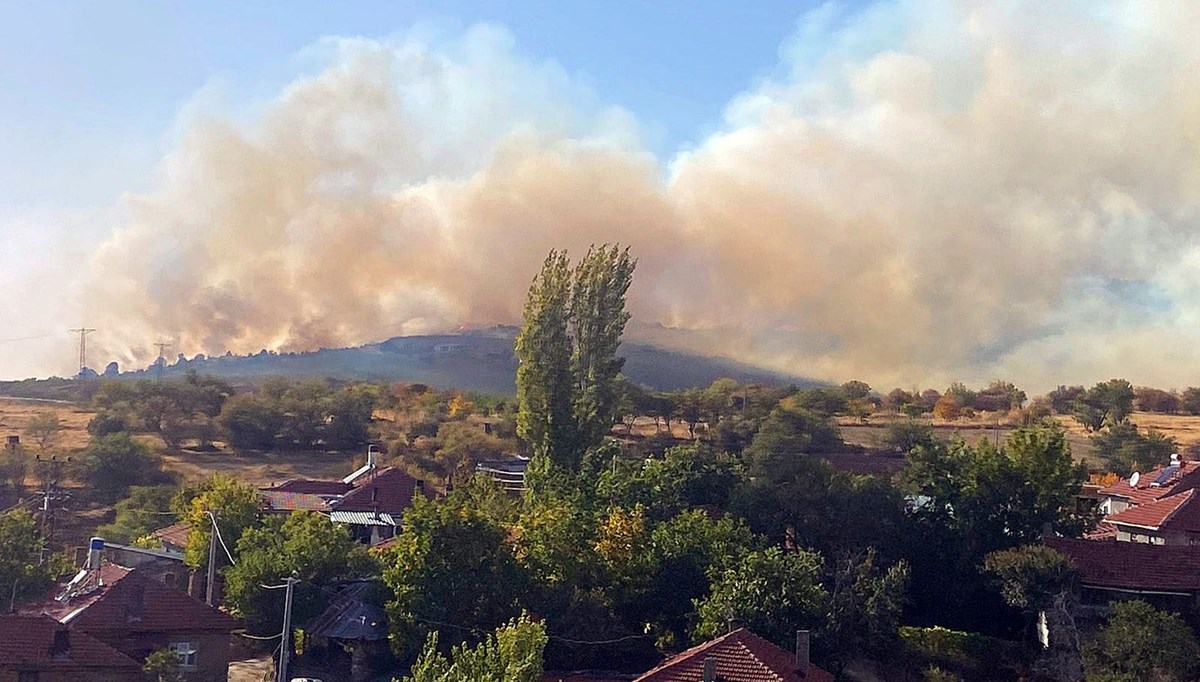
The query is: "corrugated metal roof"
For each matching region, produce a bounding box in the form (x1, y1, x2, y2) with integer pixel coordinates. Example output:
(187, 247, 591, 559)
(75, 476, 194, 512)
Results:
(306, 591, 388, 642)
(329, 511, 398, 526)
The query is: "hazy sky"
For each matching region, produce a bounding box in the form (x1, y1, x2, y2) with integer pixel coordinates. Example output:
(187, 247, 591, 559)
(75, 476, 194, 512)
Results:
(3, 1, 1199, 394)
(0, 0, 834, 374)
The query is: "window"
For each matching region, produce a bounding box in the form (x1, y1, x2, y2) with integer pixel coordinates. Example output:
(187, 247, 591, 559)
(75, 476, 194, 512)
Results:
(170, 641, 198, 670)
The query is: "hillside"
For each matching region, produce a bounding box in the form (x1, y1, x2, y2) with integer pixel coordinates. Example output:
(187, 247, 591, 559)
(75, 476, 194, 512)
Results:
(96, 328, 816, 394)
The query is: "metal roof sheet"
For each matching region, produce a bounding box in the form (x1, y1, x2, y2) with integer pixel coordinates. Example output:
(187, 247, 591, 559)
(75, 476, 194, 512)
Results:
(329, 511, 398, 526)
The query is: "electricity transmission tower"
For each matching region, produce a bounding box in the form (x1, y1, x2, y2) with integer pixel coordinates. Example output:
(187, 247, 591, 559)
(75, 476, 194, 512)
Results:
(154, 341, 171, 380)
(69, 327, 96, 376)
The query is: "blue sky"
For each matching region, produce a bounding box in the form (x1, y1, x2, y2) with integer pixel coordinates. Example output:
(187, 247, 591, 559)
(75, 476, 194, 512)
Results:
(0, 0, 848, 211)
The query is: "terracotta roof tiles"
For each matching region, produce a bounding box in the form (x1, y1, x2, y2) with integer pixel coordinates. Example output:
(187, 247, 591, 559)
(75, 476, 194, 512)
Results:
(0, 614, 141, 672)
(1107, 489, 1197, 530)
(1046, 536, 1200, 592)
(635, 629, 833, 682)
(29, 565, 238, 633)
(332, 467, 431, 516)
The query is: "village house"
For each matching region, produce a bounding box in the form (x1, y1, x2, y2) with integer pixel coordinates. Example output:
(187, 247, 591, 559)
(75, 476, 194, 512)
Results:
(1094, 454, 1200, 518)
(258, 447, 431, 545)
(632, 629, 833, 682)
(0, 614, 141, 682)
(1041, 453, 1200, 621)
(25, 541, 238, 682)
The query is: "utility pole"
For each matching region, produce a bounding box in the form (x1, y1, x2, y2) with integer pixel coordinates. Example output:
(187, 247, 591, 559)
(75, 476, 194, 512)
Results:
(33, 455, 69, 542)
(266, 572, 300, 682)
(205, 511, 218, 606)
(69, 327, 96, 376)
(154, 341, 171, 380)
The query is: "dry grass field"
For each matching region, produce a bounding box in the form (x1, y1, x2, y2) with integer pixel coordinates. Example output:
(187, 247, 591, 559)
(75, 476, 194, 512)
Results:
(0, 397, 361, 487)
(0, 397, 93, 451)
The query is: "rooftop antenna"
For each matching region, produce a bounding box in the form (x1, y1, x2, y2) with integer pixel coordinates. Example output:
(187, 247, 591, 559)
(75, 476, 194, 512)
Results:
(153, 341, 171, 380)
(69, 327, 96, 376)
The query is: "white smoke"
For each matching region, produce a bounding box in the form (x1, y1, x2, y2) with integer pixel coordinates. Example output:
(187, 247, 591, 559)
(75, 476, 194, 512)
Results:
(72, 2, 1200, 392)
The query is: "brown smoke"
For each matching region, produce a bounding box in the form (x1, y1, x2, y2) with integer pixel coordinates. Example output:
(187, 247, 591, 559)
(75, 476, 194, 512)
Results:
(81, 4, 1200, 391)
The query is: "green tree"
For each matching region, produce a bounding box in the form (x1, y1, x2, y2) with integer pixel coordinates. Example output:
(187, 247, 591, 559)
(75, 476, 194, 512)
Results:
(646, 510, 758, 648)
(23, 411, 60, 451)
(841, 380, 872, 401)
(174, 473, 262, 570)
(225, 511, 376, 634)
(1073, 379, 1135, 432)
(401, 613, 547, 682)
(326, 384, 378, 450)
(694, 546, 826, 649)
(900, 422, 1090, 633)
(820, 549, 910, 677)
(516, 246, 635, 472)
(515, 250, 576, 466)
(426, 421, 508, 486)
(0, 509, 63, 607)
(78, 432, 170, 502)
(744, 403, 842, 476)
(570, 245, 636, 450)
(96, 485, 177, 543)
(142, 648, 184, 682)
(1090, 423, 1175, 476)
(597, 443, 742, 521)
(1083, 600, 1199, 682)
(983, 544, 1082, 679)
(218, 393, 282, 450)
(382, 494, 530, 659)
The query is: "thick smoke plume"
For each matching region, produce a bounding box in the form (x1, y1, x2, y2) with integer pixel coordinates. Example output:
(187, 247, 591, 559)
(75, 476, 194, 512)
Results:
(82, 2, 1200, 391)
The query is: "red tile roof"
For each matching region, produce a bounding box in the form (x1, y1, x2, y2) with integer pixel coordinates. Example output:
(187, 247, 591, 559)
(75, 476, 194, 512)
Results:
(1084, 521, 1118, 541)
(1108, 489, 1200, 531)
(1100, 460, 1200, 504)
(264, 479, 354, 495)
(261, 490, 337, 512)
(152, 521, 191, 548)
(635, 629, 833, 682)
(30, 565, 238, 633)
(0, 614, 141, 672)
(332, 467, 431, 516)
(1046, 537, 1200, 592)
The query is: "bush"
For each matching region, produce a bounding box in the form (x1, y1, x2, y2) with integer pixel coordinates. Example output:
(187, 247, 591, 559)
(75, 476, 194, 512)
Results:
(78, 433, 171, 502)
(87, 411, 128, 437)
(899, 626, 1021, 679)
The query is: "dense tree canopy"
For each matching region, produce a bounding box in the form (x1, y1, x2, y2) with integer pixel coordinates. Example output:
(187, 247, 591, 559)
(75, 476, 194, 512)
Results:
(402, 613, 547, 682)
(0, 510, 65, 607)
(174, 473, 262, 570)
(225, 511, 376, 634)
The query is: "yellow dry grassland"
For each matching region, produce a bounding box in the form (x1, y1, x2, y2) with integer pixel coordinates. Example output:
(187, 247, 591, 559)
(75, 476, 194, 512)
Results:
(0, 397, 93, 451)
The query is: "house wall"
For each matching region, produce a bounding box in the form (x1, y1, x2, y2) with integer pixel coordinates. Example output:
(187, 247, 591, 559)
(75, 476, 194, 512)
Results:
(86, 630, 231, 682)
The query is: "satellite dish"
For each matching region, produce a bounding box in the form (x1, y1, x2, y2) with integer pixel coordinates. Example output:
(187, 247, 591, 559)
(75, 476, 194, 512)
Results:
(1130, 471, 1141, 487)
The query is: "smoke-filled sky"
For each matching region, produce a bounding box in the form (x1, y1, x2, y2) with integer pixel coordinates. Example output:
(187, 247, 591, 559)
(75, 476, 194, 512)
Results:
(3, 0, 1200, 393)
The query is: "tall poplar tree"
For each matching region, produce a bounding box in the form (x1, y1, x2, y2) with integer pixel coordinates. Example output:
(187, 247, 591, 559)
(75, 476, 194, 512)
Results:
(515, 245, 635, 470)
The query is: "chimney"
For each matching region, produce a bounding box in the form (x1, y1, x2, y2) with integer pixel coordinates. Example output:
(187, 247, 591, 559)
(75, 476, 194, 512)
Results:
(50, 628, 71, 660)
(367, 444, 378, 470)
(796, 630, 810, 677)
(702, 658, 717, 682)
